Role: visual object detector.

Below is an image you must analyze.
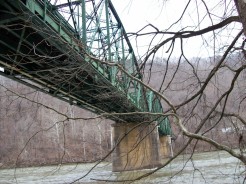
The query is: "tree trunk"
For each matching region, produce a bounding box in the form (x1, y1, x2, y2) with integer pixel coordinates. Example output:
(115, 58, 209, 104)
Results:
(235, 0, 246, 36)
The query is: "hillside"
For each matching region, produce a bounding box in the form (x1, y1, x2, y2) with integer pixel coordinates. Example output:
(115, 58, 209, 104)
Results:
(0, 76, 113, 168)
(0, 54, 245, 168)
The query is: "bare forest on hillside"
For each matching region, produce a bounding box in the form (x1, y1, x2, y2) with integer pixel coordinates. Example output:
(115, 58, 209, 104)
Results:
(0, 77, 112, 168)
(0, 53, 245, 168)
(144, 54, 246, 153)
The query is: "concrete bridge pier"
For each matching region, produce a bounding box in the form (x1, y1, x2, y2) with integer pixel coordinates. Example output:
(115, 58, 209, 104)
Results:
(111, 122, 162, 172)
(159, 135, 173, 159)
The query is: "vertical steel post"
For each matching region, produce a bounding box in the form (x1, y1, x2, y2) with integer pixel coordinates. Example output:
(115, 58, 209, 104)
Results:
(43, 0, 47, 21)
(81, 0, 86, 45)
(77, 5, 80, 36)
(137, 84, 141, 109)
(105, 0, 111, 61)
(131, 53, 137, 100)
(148, 91, 153, 112)
(120, 26, 126, 88)
(105, 0, 114, 83)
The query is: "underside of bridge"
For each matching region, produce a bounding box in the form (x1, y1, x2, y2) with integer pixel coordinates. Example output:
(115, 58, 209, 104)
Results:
(0, 0, 172, 171)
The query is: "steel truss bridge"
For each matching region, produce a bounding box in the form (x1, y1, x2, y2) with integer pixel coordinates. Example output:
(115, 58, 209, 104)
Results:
(0, 0, 171, 134)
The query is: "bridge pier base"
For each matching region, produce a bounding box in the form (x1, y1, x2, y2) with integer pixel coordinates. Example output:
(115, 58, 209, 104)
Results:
(159, 135, 173, 159)
(111, 122, 161, 172)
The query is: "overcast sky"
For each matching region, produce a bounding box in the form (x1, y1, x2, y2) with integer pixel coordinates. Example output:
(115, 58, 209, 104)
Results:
(111, 0, 189, 58)
(110, 0, 205, 58)
(110, 0, 241, 59)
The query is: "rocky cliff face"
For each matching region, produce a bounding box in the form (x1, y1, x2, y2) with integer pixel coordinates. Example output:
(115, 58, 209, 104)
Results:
(0, 76, 113, 168)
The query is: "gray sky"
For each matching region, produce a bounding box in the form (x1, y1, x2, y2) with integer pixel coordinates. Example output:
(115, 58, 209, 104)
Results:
(111, 0, 241, 59)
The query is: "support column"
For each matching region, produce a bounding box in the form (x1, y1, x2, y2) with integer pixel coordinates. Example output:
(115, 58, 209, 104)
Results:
(159, 135, 173, 159)
(111, 122, 161, 172)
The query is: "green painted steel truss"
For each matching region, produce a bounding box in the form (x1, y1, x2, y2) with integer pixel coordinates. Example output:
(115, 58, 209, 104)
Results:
(0, 0, 171, 135)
